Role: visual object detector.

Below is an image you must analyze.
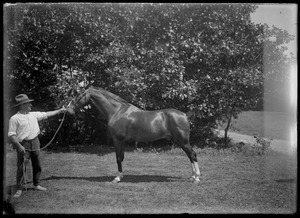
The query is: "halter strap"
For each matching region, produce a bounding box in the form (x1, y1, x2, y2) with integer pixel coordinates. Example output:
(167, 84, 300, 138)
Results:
(70, 89, 89, 110)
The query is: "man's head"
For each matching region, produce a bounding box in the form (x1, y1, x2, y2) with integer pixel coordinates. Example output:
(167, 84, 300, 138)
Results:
(14, 94, 34, 113)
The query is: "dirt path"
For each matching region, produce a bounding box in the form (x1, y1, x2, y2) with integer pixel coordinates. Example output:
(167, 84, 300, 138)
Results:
(216, 130, 296, 156)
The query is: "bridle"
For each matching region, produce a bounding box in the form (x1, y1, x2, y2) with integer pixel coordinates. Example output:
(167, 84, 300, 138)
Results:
(68, 90, 89, 112)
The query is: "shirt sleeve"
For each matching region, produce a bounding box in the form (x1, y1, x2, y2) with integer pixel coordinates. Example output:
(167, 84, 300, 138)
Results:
(8, 117, 18, 137)
(32, 112, 48, 121)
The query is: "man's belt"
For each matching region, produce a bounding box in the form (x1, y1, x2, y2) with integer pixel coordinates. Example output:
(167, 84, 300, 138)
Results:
(21, 137, 38, 144)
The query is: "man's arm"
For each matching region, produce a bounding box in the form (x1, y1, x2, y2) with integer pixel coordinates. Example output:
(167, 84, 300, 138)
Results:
(8, 117, 25, 154)
(9, 135, 25, 154)
(46, 107, 67, 118)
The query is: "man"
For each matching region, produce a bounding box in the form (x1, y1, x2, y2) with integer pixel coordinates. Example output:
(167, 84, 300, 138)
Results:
(8, 94, 67, 198)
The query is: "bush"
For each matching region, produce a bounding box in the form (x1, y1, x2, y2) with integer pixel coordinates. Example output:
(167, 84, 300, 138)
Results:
(252, 135, 272, 155)
(229, 135, 272, 156)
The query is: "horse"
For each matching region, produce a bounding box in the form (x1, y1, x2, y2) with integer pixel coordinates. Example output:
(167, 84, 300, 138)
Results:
(67, 86, 201, 183)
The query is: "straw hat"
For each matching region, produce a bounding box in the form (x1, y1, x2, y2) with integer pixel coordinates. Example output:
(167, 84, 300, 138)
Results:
(14, 94, 34, 107)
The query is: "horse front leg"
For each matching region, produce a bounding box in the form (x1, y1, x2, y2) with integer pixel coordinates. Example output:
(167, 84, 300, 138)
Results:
(112, 138, 125, 183)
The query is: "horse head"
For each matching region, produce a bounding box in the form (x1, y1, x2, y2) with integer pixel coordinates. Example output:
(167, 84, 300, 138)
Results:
(67, 89, 90, 115)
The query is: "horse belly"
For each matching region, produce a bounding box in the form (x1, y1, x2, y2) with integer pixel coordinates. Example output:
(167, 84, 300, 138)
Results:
(129, 115, 170, 142)
(133, 127, 169, 142)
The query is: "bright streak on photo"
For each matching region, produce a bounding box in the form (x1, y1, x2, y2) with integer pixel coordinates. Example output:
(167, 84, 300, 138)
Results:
(290, 125, 297, 153)
(289, 62, 297, 153)
(289, 63, 297, 107)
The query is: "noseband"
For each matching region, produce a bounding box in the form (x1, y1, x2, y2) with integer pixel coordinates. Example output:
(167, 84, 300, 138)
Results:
(68, 90, 89, 111)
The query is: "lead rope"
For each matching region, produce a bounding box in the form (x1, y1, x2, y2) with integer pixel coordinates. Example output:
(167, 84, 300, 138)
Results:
(40, 112, 66, 151)
(41, 101, 72, 151)
(20, 152, 31, 191)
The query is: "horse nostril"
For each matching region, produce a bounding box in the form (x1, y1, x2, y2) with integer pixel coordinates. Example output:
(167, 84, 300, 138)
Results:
(67, 108, 76, 115)
(66, 108, 72, 114)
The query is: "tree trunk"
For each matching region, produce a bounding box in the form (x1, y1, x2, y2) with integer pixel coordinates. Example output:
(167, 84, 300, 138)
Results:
(224, 113, 232, 147)
(224, 101, 236, 147)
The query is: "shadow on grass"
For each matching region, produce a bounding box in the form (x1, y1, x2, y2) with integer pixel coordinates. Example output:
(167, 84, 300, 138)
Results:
(42, 174, 183, 183)
(275, 178, 296, 184)
(4, 175, 183, 198)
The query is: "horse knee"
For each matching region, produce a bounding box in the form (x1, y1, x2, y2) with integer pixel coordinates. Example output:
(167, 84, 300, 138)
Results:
(116, 152, 124, 162)
(116, 155, 123, 163)
(181, 144, 197, 163)
(189, 151, 197, 163)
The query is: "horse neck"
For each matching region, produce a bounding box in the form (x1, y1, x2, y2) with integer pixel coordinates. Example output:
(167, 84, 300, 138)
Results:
(89, 89, 124, 121)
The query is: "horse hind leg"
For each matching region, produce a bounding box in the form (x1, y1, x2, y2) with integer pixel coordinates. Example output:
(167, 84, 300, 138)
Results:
(191, 160, 201, 183)
(174, 132, 201, 183)
(181, 143, 201, 183)
(168, 113, 200, 183)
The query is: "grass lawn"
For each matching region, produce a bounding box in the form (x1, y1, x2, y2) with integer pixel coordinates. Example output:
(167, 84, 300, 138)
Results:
(3, 110, 297, 214)
(4, 145, 297, 214)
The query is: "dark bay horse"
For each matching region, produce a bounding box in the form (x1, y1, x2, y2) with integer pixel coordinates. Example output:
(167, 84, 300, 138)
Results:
(67, 86, 201, 183)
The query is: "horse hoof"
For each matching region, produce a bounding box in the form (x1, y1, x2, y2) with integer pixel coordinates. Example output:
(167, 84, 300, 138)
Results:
(189, 176, 195, 181)
(111, 179, 120, 183)
(112, 176, 122, 183)
(193, 178, 200, 184)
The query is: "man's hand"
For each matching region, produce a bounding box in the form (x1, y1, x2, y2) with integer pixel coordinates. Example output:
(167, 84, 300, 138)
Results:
(46, 107, 67, 117)
(59, 106, 67, 114)
(18, 145, 26, 154)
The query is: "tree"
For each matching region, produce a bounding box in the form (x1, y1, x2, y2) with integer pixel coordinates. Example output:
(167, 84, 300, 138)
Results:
(4, 3, 295, 148)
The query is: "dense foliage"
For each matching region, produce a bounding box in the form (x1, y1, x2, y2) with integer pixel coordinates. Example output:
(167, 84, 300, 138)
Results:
(4, 3, 295, 147)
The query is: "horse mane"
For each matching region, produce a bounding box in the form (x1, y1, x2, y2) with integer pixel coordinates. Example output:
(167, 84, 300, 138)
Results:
(89, 86, 128, 105)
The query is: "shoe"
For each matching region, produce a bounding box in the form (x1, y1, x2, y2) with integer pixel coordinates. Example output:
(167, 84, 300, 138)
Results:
(13, 190, 22, 198)
(34, 185, 47, 191)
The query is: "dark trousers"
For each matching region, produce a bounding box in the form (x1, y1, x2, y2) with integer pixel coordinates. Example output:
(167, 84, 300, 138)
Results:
(16, 140, 42, 189)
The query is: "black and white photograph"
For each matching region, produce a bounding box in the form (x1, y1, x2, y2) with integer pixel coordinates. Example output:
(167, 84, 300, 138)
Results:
(3, 3, 297, 214)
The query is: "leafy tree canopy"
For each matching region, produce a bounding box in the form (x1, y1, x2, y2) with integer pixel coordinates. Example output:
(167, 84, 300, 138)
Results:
(4, 3, 295, 146)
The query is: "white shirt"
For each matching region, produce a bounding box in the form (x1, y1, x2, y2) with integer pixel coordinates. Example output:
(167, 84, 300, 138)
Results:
(8, 111, 48, 142)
